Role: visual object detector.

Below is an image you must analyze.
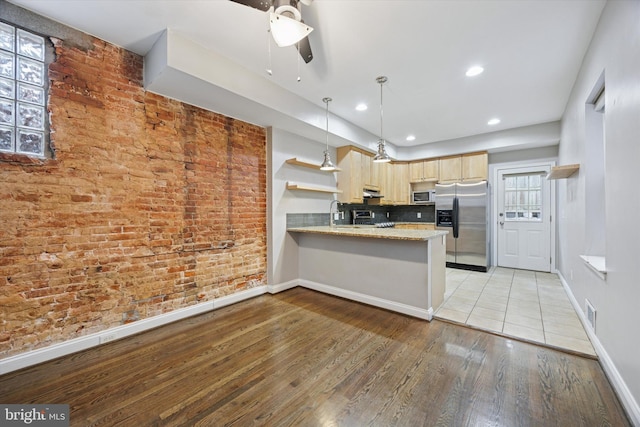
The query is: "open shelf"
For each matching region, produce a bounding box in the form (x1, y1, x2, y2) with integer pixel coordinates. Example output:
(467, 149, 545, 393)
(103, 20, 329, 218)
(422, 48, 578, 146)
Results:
(580, 255, 607, 280)
(547, 164, 580, 179)
(286, 182, 342, 194)
(285, 158, 341, 172)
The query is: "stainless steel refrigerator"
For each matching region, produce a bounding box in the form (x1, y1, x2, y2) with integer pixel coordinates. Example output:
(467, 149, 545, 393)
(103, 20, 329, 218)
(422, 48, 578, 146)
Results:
(435, 181, 489, 272)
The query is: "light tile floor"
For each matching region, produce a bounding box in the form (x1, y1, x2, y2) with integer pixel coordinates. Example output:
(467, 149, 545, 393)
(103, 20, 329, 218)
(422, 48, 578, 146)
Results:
(435, 267, 596, 357)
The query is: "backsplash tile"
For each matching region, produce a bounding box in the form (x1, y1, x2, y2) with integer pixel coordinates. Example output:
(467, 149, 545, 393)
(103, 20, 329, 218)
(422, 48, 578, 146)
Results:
(287, 204, 435, 227)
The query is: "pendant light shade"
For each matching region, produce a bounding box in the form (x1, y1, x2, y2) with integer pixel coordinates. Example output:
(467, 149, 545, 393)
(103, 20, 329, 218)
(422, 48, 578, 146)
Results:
(320, 97, 336, 171)
(373, 139, 391, 163)
(373, 76, 391, 163)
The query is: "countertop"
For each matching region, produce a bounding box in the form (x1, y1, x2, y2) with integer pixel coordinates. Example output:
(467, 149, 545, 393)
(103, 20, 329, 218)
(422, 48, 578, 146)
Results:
(287, 226, 448, 241)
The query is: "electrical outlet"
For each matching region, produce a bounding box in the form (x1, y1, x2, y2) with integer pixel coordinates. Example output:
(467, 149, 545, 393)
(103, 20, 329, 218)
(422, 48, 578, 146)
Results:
(417, 212, 421, 219)
(100, 333, 117, 344)
(386, 212, 389, 218)
(372, 212, 375, 218)
(333, 213, 340, 221)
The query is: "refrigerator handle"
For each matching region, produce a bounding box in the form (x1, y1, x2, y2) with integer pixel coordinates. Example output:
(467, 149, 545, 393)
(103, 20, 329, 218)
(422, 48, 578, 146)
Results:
(453, 197, 459, 238)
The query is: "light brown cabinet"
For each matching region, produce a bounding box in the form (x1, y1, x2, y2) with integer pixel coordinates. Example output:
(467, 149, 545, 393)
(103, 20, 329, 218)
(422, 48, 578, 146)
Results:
(337, 146, 488, 204)
(394, 223, 435, 230)
(361, 151, 382, 190)
(394, 162, 410, 205)
(461, 152, 488, 181)
(409, 159, 439, 183)
(438, 152, 488, 183)
(336, 146, 364, 203)
(438, 156, 462, 183)
(378, 162, 409, 205)
(337, 146, 386, 203)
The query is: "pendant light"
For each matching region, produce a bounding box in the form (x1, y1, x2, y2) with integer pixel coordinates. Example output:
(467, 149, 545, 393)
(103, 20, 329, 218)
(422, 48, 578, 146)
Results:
(320, 97, 336, 171)
(373, 76, 391, 163)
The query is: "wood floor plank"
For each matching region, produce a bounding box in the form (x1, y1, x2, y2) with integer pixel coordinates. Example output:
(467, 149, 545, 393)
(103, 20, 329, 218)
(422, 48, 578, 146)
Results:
(0, 288, 631, 427)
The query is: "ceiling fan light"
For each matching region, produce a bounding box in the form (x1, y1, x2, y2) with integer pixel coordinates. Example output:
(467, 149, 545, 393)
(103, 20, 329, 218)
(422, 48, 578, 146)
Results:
(269, 12, 313, 47)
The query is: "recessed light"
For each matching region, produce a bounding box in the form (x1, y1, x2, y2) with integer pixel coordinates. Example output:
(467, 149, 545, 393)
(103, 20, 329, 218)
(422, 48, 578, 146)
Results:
(406, 135, 416, 141)
(355, 103, 368, 111)
(487, 118, 501, 125)
(465, 66, 484, 77)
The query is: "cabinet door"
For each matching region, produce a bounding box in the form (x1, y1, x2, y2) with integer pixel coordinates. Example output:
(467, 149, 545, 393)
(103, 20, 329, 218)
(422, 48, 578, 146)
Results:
(349, 150, 363, 202)
(462, 153, 488, 181)
(371, 159, 382, 189)
(409, 161, 424, 183)
(394, 163, 410, 205)
(439, 156, 462, 182)
(337, 147, 364, 203)
(423, 159, 439, 180)
(361, 152, 372, 187)
(361, 152, 382, 190)
(380, 162, 395, 205)
(414, 223, 435, 230)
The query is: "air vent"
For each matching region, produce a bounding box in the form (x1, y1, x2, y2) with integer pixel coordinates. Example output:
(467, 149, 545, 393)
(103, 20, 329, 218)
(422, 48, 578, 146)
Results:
(585, 299, 596, 331)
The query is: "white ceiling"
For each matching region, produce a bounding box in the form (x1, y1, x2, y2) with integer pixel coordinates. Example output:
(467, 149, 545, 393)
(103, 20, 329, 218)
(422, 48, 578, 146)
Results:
(7, 0, 605, 153)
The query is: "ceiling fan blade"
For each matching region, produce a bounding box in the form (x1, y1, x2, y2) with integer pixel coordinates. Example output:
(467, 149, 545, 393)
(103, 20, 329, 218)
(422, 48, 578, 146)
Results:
(229, 0, 272, 12)
(296, 29, 313, 63)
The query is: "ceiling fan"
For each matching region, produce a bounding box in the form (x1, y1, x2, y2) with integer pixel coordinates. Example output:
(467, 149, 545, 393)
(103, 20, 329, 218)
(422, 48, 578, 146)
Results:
(230, 0, 314, 63)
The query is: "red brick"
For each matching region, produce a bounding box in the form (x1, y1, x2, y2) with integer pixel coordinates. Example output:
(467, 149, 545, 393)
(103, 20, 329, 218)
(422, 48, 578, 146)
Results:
(0, 28, 266, 359)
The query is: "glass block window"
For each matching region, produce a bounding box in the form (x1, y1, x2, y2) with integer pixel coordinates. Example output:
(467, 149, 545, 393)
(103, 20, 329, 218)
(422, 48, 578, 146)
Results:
(0, 22, 47, 157)
(503, 173, 543, 221)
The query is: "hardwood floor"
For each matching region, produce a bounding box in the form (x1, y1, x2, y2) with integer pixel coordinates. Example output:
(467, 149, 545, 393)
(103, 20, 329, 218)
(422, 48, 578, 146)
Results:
(0, 288, 630, 426)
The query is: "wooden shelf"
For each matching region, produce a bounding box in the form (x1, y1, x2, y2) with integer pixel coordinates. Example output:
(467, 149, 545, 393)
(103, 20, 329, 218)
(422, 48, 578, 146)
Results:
(285, 158, 341, 172)
(547, 164, 580, 179)
(286, 182, 342, 194)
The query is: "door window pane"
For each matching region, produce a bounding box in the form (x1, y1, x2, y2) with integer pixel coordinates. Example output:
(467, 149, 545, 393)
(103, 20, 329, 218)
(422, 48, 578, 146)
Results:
(504, 174, 543, 222)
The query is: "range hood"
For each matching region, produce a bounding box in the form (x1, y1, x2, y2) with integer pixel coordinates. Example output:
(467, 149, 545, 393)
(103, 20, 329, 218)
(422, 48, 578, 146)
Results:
(363, 187, 383, 199)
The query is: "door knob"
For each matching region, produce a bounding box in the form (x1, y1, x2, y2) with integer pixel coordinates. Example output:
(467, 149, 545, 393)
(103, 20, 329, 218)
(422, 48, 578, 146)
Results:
(499, 221, 504, 226)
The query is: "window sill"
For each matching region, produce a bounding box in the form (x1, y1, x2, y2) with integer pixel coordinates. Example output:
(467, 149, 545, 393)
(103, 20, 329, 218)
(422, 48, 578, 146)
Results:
(580, 255, 606, 280)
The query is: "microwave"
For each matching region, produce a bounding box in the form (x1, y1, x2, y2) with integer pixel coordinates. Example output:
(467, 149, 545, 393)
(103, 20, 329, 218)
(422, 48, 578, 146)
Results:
(412, 190, 436, 204)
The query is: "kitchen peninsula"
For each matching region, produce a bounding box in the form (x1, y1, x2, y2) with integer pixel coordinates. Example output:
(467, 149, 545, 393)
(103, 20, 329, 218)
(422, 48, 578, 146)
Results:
(287, 226, 448, 320)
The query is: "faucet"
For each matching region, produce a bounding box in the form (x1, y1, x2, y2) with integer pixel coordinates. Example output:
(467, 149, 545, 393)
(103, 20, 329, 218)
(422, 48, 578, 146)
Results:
(329, 199, 340, 227)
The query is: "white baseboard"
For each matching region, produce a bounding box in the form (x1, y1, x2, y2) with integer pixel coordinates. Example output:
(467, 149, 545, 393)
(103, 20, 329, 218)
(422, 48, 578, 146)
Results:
(558, 272, 640, 426)
(298, 279, 433, 320)
(0, 286, 267, 375)
(267, 279, 299, 294)
(0, 278, 434, 376)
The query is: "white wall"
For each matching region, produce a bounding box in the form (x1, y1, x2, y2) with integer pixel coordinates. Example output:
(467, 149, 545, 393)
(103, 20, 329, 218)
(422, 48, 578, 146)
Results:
(395, 121, 560, 160)
(267, 127, 339, 285)
(557, 0, 640, 423)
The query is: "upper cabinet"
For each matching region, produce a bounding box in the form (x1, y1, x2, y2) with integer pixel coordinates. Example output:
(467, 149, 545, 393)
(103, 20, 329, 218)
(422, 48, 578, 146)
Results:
(439, 152, 488, 183)
(438, 156, 462, 183)
(377, 162, 409, 206)
(394, 162, 410, 205)
(361, 151, 382, 190)
(461, 152, 488, 182)
(336, 146, 364, 203)
(336, 146, 488, 204)
(409, 159, 439, 183)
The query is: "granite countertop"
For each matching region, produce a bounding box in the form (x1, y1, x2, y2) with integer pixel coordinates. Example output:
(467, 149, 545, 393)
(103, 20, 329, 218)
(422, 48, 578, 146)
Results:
(287, 226, 448, 241)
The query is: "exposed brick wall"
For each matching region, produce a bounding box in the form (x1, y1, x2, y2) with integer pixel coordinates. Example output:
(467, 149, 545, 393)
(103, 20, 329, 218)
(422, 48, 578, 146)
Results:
(0, 35, 267, 357)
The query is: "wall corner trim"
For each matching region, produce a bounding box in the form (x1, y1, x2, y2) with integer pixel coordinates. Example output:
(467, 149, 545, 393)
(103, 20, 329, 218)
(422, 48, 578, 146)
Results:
(558, 272, 640, 426)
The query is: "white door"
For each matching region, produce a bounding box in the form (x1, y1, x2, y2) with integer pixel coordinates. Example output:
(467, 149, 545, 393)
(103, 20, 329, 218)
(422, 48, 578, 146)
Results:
(497, 167, 551, 272)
